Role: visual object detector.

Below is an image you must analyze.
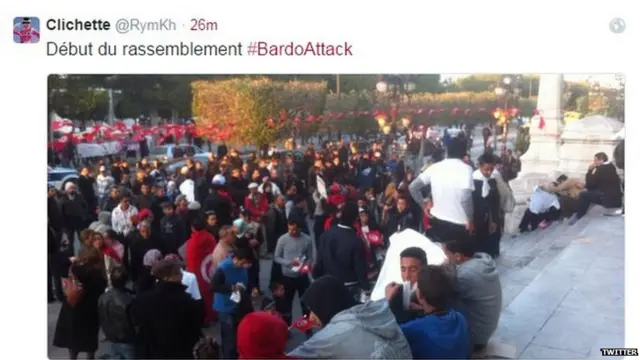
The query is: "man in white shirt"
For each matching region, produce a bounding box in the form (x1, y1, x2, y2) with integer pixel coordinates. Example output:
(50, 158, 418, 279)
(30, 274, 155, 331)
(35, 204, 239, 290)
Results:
(111, 195, 139, 236)
(409, 137, 474, 243)
(178, 166, 196, 203)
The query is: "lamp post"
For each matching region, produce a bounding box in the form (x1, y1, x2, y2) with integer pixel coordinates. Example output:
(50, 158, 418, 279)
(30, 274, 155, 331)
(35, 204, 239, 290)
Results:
(588, 79, 605, 114)
(493, 74, 523, 152)
(375, 75, 417, 161)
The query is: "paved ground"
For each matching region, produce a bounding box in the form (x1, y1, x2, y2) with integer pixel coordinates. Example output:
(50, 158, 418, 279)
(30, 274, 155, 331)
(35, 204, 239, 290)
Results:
(495, 210, 625, 358)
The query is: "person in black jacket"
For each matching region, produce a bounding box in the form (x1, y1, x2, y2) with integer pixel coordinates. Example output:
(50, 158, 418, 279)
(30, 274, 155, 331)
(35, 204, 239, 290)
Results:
(131, 260, 203, 359)
(98, 266, 137, 359)
(60, 182, 89, 254)
(569, 152, 623, 224)
(48, 217, 63, 302)
(381, 195, 419, 240)
(77, 167, 97, 221)
(472, 153, 501, 258)
(265, 195, 287, 255)
(313, 202, 369, 301)
(203, 177, 234, 227)
(159, 202, 186, 255)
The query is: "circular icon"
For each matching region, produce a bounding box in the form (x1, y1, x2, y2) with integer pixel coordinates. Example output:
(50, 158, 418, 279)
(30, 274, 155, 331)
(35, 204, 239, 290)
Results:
(610, 18, 626, 34)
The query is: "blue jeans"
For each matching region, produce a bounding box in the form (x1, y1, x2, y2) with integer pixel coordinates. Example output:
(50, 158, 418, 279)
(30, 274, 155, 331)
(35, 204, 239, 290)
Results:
(109, 342, 135, 359)
(219, 312, 238, 359)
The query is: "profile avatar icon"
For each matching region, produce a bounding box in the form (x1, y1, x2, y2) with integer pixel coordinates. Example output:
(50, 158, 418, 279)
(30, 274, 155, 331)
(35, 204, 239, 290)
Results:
(13, 16, 40, 44)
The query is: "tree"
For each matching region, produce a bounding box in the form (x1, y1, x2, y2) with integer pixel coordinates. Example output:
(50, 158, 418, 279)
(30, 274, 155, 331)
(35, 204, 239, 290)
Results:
(48, 75, 109, 120)
(452, 74, 540, 98)
(192, 77, 327, 147)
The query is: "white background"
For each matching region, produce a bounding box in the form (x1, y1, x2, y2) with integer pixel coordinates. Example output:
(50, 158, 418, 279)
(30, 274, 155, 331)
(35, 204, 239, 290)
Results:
(0, 0, 638, 357)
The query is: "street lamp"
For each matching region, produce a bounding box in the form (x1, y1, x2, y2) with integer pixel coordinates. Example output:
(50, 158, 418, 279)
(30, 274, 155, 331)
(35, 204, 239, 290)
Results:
(375, 74, 417, 160)
(493, 74, 523, 152)
(588, 80, 605, 113)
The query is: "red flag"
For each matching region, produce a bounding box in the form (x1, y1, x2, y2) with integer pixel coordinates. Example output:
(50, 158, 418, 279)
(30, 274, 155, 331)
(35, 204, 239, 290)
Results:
(186, 229, 218, 323)
(290, 315, 318, 332)
(538, 116, 546, 129)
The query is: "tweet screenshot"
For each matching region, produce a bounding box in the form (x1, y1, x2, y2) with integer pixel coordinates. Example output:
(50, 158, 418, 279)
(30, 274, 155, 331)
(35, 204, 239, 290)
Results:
(0, 1, 637, 359)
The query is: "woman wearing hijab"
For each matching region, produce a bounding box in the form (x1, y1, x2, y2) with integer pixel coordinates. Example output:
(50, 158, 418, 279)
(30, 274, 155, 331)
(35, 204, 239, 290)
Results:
(53, 246, 108, 360)
(237, 312, 291, 359)
(135, 249, 162, 294)
(289, 275, 412, 359)
(471, 153, 501, 258)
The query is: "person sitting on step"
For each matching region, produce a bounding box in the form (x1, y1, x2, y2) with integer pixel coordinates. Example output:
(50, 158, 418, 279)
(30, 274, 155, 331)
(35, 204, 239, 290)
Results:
(519, 184, 562, 232)
(539, 174, 583, 220)
(568, 152, 623, 225)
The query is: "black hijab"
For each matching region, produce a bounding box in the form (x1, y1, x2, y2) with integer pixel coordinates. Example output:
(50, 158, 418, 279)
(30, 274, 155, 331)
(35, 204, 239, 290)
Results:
(301, 275, 358, 326)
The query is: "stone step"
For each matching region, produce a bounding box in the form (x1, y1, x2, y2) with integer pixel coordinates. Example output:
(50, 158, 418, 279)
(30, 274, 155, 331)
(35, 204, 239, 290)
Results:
(492, 214, 624, 358)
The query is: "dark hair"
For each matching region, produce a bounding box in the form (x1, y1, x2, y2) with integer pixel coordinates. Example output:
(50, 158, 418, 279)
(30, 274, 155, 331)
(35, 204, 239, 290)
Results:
(416, 265, 455, 311)
(232, 247, 253, 261)
(105, 229, 118, 240)
(161, 202, 175, 210)
(400, 247, 428, 265)
(120, 195, 131, 202)
(339, 202, 359, 226)
(269, 282, 284, 291)
(396, 195, 410, 204)
(595, 152, 608, 162)
(477, 152, 496, 165)
(205, 210, 216, 217)
(294, 195, 306, 204)
(556, 174, 568, 183)
(109, 266, 129, 289)
(151, 259, 182, 279)
(191, 217, 206, 231)
(447, 137, 468, 159)
(444, 236, 476, 258)
(287, 219, 301, 228)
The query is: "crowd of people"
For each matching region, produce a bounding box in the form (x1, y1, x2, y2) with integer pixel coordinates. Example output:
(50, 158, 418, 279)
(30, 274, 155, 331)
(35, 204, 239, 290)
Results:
(47, 127, 621, 359)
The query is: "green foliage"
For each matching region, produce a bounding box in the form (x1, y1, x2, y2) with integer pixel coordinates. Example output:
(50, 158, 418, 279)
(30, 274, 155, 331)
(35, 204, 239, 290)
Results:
(192, 77, 327, 146)
(324, 91, 377, 136)
(449, 74, 540, 98)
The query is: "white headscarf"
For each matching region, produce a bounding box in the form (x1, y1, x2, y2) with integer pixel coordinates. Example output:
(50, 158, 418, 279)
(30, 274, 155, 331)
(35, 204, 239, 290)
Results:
(472, 169, 498, 198)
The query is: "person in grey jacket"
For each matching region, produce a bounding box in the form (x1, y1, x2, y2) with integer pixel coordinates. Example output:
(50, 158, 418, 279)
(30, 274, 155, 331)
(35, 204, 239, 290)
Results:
(89, 211, 112, 235)
(289, 275, 412, 359)
(442, 236, 502, 352)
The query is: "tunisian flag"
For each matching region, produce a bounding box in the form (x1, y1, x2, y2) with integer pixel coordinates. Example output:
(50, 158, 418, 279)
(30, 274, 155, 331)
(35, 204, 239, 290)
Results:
(186, 229, 217, 323)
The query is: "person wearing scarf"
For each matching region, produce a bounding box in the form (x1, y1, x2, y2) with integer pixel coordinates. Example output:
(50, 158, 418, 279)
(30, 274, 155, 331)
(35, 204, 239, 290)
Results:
(471, 153, 501, 258)
(244, 182, 269, 223)
(134, 248, 162, 294)
(237, 312, 292, 359)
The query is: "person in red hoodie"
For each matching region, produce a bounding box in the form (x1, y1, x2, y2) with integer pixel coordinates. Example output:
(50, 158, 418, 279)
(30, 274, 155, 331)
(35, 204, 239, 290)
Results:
(244, 182, 269, 223)
(185, 217, 217, 324)
(237, 311, 293, 359)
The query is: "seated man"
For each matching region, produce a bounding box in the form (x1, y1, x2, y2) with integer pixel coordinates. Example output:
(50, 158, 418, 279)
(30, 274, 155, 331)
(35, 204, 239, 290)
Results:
(540, 175, 583, 219)
(289, 275, 412, 359)
(442, 237, 502, 354)
(386, 265, 470, 359)
(519, 185, 561, 232)
(388, 247, 428, 323)
(569, 152, 623, 225)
